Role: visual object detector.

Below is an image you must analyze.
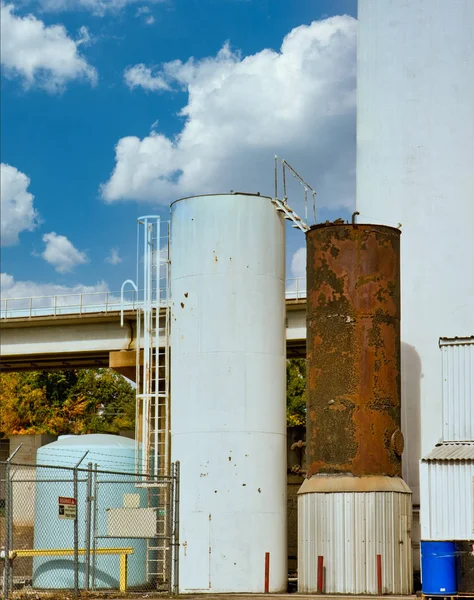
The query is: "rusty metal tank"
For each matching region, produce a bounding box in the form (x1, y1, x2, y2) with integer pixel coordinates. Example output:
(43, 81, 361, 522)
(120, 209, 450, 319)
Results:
(305, 222, 403, 477)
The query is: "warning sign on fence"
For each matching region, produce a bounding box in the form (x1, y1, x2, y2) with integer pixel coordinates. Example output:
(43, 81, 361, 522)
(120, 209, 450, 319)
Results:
(58, 496, 76, 519)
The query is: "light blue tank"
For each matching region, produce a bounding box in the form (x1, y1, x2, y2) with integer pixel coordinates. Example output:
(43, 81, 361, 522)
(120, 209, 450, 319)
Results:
(33, 434, 148, 590)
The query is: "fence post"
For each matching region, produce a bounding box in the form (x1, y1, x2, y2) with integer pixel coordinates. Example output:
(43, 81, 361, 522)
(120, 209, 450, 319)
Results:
(3, 445, 22, 599)
(73, 466, 79, 597)
(173, 461, 180, 595)
(84, 462, 93, 591)
(167, 463, 175, 596)
(3, 461, 11, 600)
(91, 464, 98, 590)
(73, 451, 89, 597)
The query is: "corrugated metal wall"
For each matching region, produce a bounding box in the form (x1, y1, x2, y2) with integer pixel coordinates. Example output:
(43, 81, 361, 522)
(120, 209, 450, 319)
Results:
(441, 339, 474, 441)
(298, 492, 412, 594)
(420, 460, 474, 540)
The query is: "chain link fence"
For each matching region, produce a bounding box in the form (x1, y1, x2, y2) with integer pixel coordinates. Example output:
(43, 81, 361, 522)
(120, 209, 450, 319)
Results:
(0, 459, 179, 598)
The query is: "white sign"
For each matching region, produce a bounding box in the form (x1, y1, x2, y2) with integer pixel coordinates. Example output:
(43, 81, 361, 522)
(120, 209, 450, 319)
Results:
(58, 496, 76, 520)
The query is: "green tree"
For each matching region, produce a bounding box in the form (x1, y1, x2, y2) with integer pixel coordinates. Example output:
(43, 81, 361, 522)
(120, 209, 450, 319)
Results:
(0, 369, 135, 436)
(286, 358, 306, 426)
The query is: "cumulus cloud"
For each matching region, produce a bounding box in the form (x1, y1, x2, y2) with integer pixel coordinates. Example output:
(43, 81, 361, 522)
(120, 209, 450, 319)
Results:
(286, 246, 306, 296)
(30, 0, 164, 16)
(124, 64, 170, 91)
(105, 247, 122, 265)
(0, 3, 97, 92)
(1, 272, 111, 315)
(1, 163, 40, 246)
(0, 272, 108, 297)
(41, 232, 89, 273)
(102, 16, 356, 211)
(291, 247, 306, 280)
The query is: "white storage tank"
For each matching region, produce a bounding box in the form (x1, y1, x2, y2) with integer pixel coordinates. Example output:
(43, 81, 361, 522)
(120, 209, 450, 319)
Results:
(170, 193, 287, 593)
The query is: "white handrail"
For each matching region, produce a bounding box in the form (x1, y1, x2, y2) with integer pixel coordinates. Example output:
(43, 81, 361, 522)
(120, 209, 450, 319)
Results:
(0, 278, 307, 319)
(120, 279, 138, 327)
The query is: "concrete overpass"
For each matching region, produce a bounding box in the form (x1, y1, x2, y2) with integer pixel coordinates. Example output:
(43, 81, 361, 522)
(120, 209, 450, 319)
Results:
(0, 286, 307, 372)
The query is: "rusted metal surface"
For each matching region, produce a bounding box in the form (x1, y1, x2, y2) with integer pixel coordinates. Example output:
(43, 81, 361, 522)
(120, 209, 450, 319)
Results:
(306, 223, 402, 477)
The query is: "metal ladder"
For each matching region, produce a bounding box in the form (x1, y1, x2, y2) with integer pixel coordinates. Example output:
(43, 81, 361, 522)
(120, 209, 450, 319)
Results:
(133, 216, 170, 479)
(121, 216, 171, 587)
(145, 220, 171, 586)
(273, 155, 316, 231)
(271, 197, 309, 232)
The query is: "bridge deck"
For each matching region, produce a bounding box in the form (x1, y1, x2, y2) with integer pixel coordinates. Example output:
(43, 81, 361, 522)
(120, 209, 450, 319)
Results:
(1, 296, 307, 371)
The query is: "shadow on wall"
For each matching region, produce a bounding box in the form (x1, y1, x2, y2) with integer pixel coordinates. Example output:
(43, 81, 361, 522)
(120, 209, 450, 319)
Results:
(287, 426, 306, 578)
(401, 342, 422, 499)
(401, 342, 422, 582)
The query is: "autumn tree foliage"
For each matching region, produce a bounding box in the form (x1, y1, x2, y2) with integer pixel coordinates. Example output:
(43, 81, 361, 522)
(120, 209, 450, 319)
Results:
(0, 369, 135, 436)
(0, 363, 304, 435)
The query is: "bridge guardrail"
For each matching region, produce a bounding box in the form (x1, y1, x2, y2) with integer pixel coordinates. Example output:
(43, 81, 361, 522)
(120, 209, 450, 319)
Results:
(0, 278, 306, 319)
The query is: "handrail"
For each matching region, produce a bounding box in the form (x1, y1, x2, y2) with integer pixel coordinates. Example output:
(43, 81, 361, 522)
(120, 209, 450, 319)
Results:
(120, 279, 138, 327)
(9, 548, 133, 592)
(0, 278, 307, 319)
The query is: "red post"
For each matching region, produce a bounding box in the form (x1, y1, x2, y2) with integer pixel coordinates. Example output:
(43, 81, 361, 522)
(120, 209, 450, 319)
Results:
(264, 552, 270, 593)
(317, 555, 324, 593)
(377, 554, 383, 595)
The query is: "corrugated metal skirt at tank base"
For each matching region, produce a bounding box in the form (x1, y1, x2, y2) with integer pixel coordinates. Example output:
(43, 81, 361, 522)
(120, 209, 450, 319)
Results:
(298, 476, 413, 594)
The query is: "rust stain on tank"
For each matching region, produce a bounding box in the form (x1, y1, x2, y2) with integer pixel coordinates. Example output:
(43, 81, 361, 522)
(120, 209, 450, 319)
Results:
(306, 223, 402, 478)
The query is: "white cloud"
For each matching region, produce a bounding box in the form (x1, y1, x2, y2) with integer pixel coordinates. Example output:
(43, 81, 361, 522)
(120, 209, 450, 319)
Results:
(76, 25, 93, 46)
(102, 16, 357, 211)
(124, 64, 170, 91)
(0, 272, 108, 297)
(0, 3, 97, 92)
(105, 247, 122, 264)
(134, 4, 154, 23)
(286, 246, 306, 297)
(1, 163, 40, 246)
(0, 272, 111, 314)
(41, 232, 89, 273)
(291, 247, 306, 279)
(31, 0, 164, 16)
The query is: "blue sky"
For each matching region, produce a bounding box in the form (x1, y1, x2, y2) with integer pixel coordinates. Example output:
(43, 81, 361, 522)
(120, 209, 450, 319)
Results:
(1, 0, 357, 301)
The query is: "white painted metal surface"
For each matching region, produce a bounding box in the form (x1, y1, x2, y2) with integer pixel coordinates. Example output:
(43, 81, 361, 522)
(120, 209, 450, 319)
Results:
(441, 337, 474, 441)
(420, 458, 474, 540)
(170, 193, 287, 593)
(298, 489, 413, 594)
(357, 0, 474, 509)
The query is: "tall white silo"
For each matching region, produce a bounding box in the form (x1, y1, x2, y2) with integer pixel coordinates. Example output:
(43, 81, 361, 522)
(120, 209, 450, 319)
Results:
(170, 193, 287, 593)
(357, 0, 474, 572)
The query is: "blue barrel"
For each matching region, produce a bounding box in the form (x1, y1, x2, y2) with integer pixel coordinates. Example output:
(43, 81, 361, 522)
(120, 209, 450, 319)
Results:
(421, 541, 457, 594)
